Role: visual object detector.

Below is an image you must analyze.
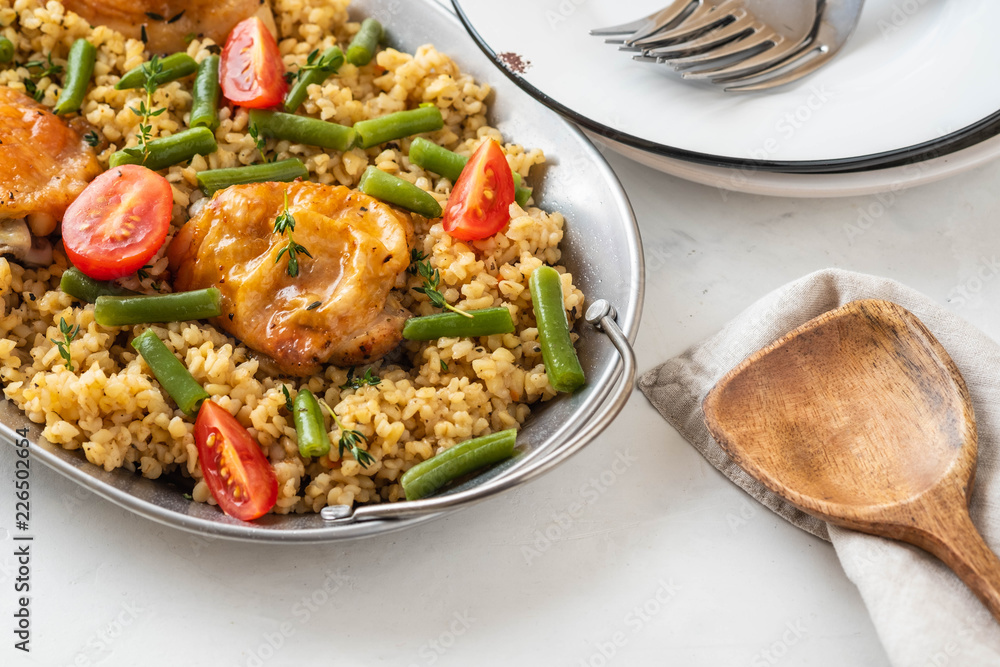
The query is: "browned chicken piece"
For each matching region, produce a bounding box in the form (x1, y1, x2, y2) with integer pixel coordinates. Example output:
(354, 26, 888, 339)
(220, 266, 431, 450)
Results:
(0, 86, 101, 259)
(168, 181, 415, 376)
(62, 0, 269, 54)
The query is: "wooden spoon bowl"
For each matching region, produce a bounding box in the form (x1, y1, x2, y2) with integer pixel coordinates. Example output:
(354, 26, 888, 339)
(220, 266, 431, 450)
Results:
(703, 299, 1000, 622)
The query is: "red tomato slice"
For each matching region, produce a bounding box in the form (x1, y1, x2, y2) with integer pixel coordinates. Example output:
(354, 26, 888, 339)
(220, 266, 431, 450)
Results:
(442, 139, 515, 241)
(194, 400, 278, 521)
(61, 165, 172, 281)
(220, 16, 286, 109)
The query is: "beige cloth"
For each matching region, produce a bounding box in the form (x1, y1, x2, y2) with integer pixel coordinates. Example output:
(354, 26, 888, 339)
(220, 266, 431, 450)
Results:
(638, 269, 1000, 666)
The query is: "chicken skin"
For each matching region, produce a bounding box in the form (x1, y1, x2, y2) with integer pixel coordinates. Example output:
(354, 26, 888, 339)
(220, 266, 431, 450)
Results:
(0, 86, 101, 238)
(63, 0, 265, 54)
(168, 181, 414, 376)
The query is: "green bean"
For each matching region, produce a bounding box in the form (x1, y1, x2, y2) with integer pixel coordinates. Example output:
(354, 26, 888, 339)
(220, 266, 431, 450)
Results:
(249, 109, 356, 153)
(401, 429, 517, 500)
(354, 105, 443, 149)
(346, 18, 382, 66)
(0, 36, 13, 63)
(408, 138, 533, 207)
(109, 126, 217, 171)
(115, 52, 197, 90)
(196, 158, 309, 195)
(529, 266, 585, 392)
(402, 307, 515, 341)
(292, 388, 330, 458)
(189, 55, 220, 130)
(358, 166, 441, 218)
(53, 39, 95, 115)
(60, 267, 138, 303)
(284, 46, 343, 113)
(94, 288, 221, 327)
(131, 329, 210, 417)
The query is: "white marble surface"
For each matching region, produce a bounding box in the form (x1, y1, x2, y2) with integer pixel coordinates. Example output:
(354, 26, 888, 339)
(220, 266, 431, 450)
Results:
(7, 7, 1000, 665)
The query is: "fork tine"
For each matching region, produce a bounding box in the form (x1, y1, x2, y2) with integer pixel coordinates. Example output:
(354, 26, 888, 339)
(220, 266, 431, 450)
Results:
(680, 37, 805, 80)
(722, 46, 832, 91)
(630, 0, 745, 48)
(643, 15, 757, 60)
(665, 30, 779, 70)
(590, 1, 697, 40)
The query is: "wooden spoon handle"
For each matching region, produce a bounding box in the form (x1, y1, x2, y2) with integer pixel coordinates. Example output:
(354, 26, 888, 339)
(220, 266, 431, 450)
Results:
(909, 505, 1000, 622)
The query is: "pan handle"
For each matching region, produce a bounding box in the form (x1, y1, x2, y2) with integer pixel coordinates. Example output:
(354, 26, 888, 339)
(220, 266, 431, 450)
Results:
(320, 299, 636, 525)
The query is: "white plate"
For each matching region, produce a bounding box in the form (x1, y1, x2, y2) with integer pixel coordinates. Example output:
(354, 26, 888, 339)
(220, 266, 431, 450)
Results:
(591, 128, 1000, 197)
(453, 0, 1000, 171)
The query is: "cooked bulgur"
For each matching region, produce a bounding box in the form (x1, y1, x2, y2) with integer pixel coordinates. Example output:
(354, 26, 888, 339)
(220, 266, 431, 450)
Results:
(0, 0, 584, 513)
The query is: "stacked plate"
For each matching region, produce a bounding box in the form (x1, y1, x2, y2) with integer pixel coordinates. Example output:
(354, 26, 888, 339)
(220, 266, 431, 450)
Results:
(451, 0, 1000, 196)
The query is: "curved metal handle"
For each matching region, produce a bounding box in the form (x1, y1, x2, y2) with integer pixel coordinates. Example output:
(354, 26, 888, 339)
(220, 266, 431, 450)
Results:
(320, 299, 637, 525)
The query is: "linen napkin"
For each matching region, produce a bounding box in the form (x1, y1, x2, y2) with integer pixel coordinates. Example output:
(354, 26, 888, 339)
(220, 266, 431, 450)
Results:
(638, 268, 1000, 666)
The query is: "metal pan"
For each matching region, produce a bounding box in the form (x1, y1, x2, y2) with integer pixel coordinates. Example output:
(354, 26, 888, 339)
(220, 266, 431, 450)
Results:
(0, 0, 644, 542)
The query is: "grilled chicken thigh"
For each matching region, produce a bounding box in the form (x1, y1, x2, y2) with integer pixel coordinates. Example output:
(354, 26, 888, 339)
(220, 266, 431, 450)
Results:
(168, 181, 414, 375)
(62, 0, 268, 54)
(0, 86, 101, 260)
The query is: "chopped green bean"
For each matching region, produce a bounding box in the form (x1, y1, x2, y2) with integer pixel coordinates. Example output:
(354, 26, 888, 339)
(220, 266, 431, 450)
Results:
(189, 54, 220, 130)
(529, 266, 585, 392)
(0, 37, 13, 63)
(346, 18, 382, 66)
(249, 109, 356, 152)
(115, 52, 197, 89)
(196, 158, 309, 195)
(109, 126, 217, 171)
(60, 267, 138, 303)
(354, 105, 443, 149)
(401, 429, 517, 500)
(402, 307, 514, 341)
(408, 138, 533, 207)
(95, 288, 221, 327)
(284, 46, 343, 113)
(358, 166, 441, 218)
(292, 388, 330, 458)
(131, 329, 210, 417)
(53, 39, 95, 115)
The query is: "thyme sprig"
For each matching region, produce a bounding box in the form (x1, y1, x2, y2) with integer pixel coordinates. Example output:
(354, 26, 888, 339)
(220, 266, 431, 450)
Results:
(413, 259, 473, 318)
(318, 399, 375, 468)
(339, 367, 381, 390)
(129, 55, 167, 164)
(23, 54, 64, 102)
(50, 317, 80, 372)
(248, 123, 269, 163)
(273, 189, 311, 278)
(294, 48, 342, 83)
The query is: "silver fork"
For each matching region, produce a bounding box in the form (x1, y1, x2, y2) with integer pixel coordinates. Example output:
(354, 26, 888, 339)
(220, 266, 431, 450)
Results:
(591, 0, 865, 92)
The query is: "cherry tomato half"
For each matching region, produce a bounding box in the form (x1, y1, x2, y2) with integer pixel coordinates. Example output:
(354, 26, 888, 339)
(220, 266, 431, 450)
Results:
(220, 16, 286, 109)
(442, 139, 516, 241)
(194, 400, 278, 521)
(61, 164, 172, 280)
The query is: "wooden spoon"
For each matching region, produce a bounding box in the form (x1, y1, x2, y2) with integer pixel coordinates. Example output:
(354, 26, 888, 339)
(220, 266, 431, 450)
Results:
(702, 299, 1000, 622)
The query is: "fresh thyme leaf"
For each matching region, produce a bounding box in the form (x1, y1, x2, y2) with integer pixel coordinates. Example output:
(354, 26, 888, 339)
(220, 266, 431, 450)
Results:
(339, 367, 381, 390)
(440, 360, 448, 372)
(131, 55, 166, 164)
(83, 130, 100, 147)
(412, 259, 473, 318)
(248, 123, 269, 163)
(306, 301, 321, 311)
(407, 248, 427, 274)
(145, 11, 165, 21)
(273, 189, 310, 278)
(318, 399, 375, 468)
(183, 32, 197, 44)
(282, 385, 293, 412)
(168, 10, 186, 24)
(50, 316, 80, 372)
(293, 48, 342, 83)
